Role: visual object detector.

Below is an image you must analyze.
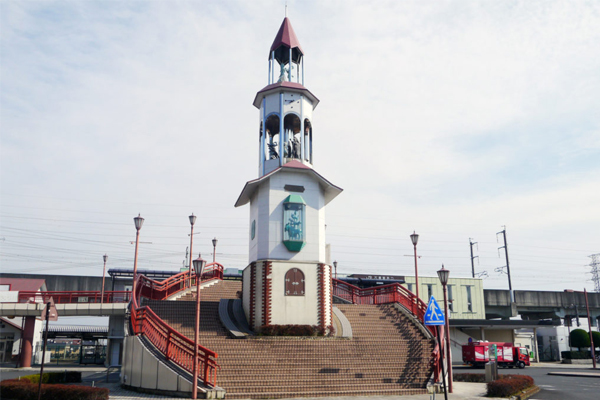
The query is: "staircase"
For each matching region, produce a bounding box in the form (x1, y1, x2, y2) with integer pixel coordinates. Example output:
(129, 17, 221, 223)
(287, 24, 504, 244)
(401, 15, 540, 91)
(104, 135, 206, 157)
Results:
(144, 280, 435, 398)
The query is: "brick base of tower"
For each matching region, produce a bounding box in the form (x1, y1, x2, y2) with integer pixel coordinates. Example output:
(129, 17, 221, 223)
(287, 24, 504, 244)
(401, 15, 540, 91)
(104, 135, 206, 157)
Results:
(242, 260, 332, 331)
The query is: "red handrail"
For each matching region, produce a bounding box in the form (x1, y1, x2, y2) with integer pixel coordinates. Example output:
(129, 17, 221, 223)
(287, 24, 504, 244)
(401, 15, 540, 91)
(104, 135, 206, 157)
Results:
(17, 291, 131, 304)
(332, 279, 428, 319)
(131, 263, 224, 387)
(332, 278, 442, 380)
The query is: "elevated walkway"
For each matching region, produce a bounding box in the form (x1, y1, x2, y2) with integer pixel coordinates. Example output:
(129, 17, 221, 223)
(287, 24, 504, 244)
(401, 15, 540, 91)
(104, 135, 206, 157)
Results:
(0, 302, 127, 317)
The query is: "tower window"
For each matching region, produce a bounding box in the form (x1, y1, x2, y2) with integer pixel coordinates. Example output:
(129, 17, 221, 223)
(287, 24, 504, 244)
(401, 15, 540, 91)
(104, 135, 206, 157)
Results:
(282, 194, 306, 252)
(304, 118, 312, 163)
(283, 114, 301, 159)
(285, 268, 305, 296)
(265, 114, 280, 160)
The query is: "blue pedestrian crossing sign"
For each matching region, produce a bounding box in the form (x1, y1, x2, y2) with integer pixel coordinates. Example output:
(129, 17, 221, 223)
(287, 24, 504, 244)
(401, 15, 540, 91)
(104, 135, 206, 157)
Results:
(424, 296, 445, 326)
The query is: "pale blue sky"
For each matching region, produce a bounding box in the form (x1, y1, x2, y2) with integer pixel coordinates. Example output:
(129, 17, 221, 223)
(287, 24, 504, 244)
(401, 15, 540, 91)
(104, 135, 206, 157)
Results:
(1, 0, 599, 292)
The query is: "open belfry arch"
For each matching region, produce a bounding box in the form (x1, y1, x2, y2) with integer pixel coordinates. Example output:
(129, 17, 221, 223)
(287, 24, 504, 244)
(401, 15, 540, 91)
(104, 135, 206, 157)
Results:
(235, 17, 342, 331)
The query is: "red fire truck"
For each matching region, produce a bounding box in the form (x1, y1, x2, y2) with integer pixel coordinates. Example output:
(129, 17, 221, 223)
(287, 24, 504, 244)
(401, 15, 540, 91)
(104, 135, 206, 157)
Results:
(462, 341, 530, 369)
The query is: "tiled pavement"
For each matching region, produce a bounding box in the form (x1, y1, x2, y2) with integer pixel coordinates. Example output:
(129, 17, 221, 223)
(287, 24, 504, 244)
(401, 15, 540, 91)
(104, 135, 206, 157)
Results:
(2, 362, 599, 399)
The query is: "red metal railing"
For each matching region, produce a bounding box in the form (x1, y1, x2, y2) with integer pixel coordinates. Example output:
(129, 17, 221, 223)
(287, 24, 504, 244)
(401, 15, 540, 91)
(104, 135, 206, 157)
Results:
(17, 291, 131, 304)
(332, 279, 428, 320)
(131, 263, 224, 387)
(332, 278, 442, 380)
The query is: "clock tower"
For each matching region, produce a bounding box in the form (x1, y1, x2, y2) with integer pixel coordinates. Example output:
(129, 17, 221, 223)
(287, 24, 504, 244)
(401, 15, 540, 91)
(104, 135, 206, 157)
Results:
(235, 17, 342, 331)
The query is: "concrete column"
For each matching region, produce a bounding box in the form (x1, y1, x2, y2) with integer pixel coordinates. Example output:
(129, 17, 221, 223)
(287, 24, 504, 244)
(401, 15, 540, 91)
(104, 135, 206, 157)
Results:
(480, 327, 485, 341)
(533, 328, 539, 363)
(20, 316, 36, 368)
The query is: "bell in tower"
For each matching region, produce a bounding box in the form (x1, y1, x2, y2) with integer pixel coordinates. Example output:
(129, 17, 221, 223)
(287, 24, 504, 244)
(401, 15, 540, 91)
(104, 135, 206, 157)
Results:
(236, 17, 342, 332)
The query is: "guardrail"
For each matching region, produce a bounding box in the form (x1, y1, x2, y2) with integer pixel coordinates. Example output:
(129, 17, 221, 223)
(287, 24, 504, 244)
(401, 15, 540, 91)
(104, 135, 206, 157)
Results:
(332, 279, 428, 319)
(131, 263, 224, 387)
(332, 278, 442, 381)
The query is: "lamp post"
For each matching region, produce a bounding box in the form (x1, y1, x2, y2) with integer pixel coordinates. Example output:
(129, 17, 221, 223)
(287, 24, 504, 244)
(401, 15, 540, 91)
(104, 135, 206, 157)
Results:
(333, 260, 338, 280)
(101, 254, 108, 304)
(410, 231, 420, 301)
(212, 237, 218, 264)
(191, 254, 207, 399)
(437, 264, 452, 393)
(132, 214, 144, 297)
(189, 214, 197, 285)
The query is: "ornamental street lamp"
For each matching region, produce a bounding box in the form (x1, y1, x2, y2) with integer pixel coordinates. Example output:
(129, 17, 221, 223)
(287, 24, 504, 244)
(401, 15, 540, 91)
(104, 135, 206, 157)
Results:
(132, 214, 144, 297)
(101, 254, 108, 304)
(189, 214, 197, 285)
(333, 260, 338, 280)
(212, 237, 218, 264)
(437, 264, 453, 393)
(410, 231, 420, 301)
(191, 254, 207, 399)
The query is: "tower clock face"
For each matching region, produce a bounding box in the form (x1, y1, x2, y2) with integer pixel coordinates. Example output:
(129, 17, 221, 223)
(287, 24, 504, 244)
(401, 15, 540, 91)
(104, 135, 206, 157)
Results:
(251, 220, 256, 240)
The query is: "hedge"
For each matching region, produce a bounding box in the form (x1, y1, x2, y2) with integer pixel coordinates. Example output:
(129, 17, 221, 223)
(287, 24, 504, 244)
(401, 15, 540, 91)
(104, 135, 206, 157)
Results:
(487, 375, 535, 397)
(0, 379, 108, 400)
(19, 372, 82, 384)
(561, 350, 592, 360)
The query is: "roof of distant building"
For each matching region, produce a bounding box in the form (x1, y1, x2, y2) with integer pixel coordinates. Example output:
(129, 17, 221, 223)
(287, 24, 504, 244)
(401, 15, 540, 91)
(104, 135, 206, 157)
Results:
(48, 325, 108, 334)
(0, 317, 22, 331)
(0, 278, 46, 292)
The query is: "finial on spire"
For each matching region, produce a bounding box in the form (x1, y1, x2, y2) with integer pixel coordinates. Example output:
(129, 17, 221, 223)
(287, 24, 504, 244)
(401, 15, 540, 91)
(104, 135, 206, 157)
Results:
(285, 3, 288, 18)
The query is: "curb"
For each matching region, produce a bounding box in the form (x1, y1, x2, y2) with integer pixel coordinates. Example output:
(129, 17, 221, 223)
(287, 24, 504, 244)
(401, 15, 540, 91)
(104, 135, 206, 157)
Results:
(510, 385, 540, 400)
(547, 371, 600, 378)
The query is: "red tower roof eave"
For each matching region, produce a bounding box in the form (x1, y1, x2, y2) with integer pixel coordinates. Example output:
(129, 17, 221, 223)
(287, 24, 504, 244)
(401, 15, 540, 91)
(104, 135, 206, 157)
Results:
(235, 162, 342, 208)
(252, 82, 319, 109)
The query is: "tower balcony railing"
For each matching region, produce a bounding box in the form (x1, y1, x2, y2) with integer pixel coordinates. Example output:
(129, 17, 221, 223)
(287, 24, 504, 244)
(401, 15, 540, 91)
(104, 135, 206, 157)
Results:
(130, 262, 224, 388)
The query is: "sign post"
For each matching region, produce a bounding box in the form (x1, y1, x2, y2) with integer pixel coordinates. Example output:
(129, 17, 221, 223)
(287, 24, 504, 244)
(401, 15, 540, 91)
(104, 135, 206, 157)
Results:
(38, 298, 58, 400)
(424, 297, 447, 400)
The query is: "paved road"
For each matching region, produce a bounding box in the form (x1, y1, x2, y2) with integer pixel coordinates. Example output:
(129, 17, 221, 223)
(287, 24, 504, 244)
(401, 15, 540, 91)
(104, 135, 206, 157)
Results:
(454, 365, 600, 400)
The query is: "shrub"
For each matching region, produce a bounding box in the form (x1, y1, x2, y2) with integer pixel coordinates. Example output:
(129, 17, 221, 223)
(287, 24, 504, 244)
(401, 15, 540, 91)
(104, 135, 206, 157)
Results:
(258, 324, 334, 336)
(0, 379, 108, 400)
(591, 330, 600, 347)
(20, 372, 81, 384)
(561, 350, 591, 360)
(487, 375, 534, 397)
(454, 373, 486, 383)
(570, 329, 590, 350)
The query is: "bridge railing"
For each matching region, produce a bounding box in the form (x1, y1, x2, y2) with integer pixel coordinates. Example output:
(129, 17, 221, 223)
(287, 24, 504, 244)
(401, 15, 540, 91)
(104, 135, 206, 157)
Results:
(332, 278, 442, 380)
(16, 291, 131, 304)
(131, 263, 224, 387)
(332, 279, 428, 319)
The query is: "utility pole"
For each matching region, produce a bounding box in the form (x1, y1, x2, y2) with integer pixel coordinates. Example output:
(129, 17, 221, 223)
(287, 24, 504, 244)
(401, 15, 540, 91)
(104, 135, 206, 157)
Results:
(469, 238, 479, 278)
(496, 227, 514, 303)
(589, 254, 600, 293)
(584, 289, 597, 369)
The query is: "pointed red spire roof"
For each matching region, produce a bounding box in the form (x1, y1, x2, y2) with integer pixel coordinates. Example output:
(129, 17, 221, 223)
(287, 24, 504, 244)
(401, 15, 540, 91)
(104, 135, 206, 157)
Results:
(269, 17, 304, 59)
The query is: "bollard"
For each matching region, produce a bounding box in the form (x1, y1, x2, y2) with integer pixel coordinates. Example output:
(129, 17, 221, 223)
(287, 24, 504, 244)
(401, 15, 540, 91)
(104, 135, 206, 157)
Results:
(485, 361, 498, 382)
